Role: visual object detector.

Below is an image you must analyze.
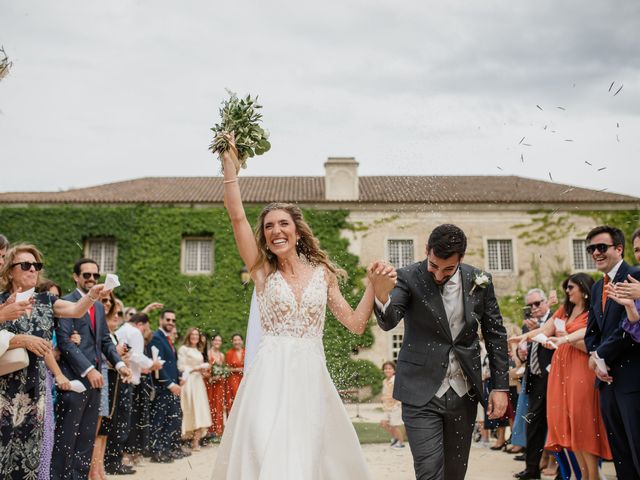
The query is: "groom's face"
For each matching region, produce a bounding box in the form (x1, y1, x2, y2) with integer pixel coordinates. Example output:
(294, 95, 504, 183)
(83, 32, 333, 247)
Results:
(426, 250, 462, 285)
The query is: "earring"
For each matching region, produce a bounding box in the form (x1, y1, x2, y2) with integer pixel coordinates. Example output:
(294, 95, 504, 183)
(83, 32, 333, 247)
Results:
(584, 294, 589, 299)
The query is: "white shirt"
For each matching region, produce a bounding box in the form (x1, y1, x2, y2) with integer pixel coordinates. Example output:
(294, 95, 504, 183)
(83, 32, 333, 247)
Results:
(606, 259, 624, 282)
(116, 322, 153, 385)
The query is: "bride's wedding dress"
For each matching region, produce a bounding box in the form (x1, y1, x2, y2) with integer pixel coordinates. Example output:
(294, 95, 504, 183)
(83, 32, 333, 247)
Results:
(212, 266, 372, 479)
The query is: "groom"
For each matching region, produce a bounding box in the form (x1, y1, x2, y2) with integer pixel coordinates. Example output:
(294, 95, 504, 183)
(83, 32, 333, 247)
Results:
(371, 224, 509, 480)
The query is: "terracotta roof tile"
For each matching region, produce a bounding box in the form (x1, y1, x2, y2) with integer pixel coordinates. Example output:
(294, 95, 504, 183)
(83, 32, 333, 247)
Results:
(0, 175, 636, 205)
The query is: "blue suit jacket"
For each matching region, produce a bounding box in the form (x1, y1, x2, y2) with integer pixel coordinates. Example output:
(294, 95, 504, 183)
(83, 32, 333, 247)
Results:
(584, 261, 640, 392)
(149, 329, 179, 387)
(56, 289, 121, 387)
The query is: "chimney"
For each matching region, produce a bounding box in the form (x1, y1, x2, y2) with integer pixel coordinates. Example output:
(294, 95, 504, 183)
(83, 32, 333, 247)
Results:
(324, 157, 359, 201)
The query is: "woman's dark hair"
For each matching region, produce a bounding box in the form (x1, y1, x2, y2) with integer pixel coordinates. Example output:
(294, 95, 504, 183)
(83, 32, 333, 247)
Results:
(427, 224, 467, 259)
(231, 333, 244, 342)
(562, 272, 594, 317)
(36, 279, 62, 297)
(632, 228, 640, 244)
(129, 312, 150, 324)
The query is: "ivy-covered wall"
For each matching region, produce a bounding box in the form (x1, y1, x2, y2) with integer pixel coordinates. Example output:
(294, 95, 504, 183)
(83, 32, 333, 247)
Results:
(0, 205, 382, 392)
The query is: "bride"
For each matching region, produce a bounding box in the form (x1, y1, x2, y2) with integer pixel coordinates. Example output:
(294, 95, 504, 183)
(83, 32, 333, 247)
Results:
(212, 146, 392, 479)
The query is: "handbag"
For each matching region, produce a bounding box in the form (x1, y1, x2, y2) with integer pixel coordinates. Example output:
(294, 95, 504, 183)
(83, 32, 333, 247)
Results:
(0, 347, 30, 376)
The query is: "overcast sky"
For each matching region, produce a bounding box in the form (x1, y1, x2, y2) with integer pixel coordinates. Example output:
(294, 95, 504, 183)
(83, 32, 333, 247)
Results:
(1, 0, 638, 196)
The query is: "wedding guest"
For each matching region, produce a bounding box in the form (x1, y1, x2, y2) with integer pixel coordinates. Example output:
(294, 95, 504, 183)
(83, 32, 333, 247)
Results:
(584, 226, 640, 479)
(380, 361, 405, 449)
(89, 291, 130, 479)
(511, 273, 612, 480)
(149, 309, 183, 463)
(0, 234, 8, 268)
(178, 327, 212, 450)
(513, 288, 553, 480)
(206, 334, 226, 440)
(1, 245, 107, 480)
(613, 228, 640, 339)
(52, 258, 132, 480)
(116, 312, 162, 468)
(225, 333, 245, 414)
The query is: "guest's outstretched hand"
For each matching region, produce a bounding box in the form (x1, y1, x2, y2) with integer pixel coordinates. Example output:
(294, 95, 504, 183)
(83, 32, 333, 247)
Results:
(614, 275, 640, 301)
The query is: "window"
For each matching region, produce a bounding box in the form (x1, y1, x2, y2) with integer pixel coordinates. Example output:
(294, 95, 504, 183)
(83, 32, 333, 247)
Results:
(572, 239, 596, 270)
(486, 239, 514, 272)
(391, 333, 403, 361)
(182, 237, 213, 274)
(387, 239, 414, 269)
(85, 238, 117, 273)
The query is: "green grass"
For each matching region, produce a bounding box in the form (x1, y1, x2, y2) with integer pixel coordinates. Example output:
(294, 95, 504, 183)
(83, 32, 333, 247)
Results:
(353, 422, 395, 445)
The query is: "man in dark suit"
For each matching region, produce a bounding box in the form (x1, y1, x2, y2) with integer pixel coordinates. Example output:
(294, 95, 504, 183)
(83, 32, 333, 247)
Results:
(584, 225, 640, 480)
(371, 224, 509, 480)
(149, 309, 184, 463)
(515, 288, 554, 479)
(51, 258, 132, 480)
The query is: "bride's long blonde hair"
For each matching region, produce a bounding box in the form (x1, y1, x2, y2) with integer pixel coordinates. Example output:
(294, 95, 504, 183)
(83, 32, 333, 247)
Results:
(250, 203, 345, 278)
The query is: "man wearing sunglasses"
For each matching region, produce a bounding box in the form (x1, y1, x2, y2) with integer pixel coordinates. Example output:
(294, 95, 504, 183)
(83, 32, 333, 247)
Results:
(52, 258, 132, 480)
(515, 289, 553, 479)
(584, 225, 640, 480)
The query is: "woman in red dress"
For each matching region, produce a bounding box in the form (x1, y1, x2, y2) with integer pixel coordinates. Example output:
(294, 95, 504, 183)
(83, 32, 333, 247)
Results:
(206, 334, 226, 438)
(510, 273, 612, 480)
(225, 333, 245, 415)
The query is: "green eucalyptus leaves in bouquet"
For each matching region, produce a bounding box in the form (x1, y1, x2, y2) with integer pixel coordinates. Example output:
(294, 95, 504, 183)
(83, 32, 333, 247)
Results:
(209, 90, 271, 173)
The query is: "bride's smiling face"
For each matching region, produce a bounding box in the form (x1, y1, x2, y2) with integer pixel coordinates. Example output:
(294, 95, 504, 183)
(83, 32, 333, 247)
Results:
(263, 209, 299, 258)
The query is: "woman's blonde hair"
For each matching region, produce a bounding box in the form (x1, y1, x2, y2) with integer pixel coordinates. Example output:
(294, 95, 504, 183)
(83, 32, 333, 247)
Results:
(250, 203, 345, 278)
(0, 243, 45, 292)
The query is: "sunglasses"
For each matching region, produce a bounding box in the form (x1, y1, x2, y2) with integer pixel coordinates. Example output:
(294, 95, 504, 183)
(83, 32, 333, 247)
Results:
(565, 284, 576, 291)
(116, 311, 124, 318)
(586, 243, 614, 255)
(12, 261, 44, 271)
(164, 318, 176, 323)
(526, 300, 543, 308)
(81, 272, 101, 281)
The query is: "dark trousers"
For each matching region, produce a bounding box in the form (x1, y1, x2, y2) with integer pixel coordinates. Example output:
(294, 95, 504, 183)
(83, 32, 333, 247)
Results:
(525, 373, 547, 475)
(600, 384, 640, 480)
(150, 388, 181, 455)
(51, 387, 101, 480)
(402, 390, 478, 480)
(125, 378, 152, 456)
(104, 382, 133, 471)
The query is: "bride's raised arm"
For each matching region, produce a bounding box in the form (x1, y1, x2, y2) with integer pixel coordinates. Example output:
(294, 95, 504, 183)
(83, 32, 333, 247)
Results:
(221, 149, 261, 281)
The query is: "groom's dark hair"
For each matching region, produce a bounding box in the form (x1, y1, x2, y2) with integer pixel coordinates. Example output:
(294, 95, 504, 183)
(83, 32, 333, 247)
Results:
(427, 224, 467, 259)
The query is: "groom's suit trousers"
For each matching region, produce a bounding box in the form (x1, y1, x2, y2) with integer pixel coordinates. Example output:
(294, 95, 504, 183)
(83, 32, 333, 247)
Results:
(402, 389, 478, 480)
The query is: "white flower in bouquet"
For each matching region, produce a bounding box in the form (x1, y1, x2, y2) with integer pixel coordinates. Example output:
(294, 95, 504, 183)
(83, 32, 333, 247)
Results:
(211, 363, 230, 378)
(209, 90, 271, 174)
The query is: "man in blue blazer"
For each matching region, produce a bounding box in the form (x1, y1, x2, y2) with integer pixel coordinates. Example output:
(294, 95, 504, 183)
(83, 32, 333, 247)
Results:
(149, 308, 184, 463)
(584, 226, 640, 480)
(51, 258, 132, 480)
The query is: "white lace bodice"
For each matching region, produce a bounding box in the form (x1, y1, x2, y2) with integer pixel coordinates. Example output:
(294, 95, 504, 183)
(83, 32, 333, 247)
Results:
(257, 266, 328, 339)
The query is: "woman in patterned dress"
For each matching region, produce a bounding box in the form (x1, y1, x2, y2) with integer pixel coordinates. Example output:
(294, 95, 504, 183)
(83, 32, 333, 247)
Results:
(0, 244, 110, 480)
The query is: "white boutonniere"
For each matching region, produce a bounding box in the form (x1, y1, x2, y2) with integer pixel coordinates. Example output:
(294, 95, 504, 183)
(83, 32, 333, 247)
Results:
(470, 272, 490, 295)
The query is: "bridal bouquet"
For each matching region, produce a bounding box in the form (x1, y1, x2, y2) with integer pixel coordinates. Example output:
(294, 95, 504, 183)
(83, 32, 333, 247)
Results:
(209, 90, 271, 174)
(211, 363, 230, 378)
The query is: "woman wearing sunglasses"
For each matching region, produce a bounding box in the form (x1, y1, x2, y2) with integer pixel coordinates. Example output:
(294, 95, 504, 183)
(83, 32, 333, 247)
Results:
(0, 244, 111, 480)
(509, 273, 612, 480)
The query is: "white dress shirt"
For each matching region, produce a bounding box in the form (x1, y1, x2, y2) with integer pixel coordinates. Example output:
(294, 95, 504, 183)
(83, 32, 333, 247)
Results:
(115, 322, 153, 385)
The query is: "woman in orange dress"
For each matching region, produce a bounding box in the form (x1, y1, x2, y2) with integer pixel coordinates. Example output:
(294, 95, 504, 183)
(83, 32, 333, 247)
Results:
(206, 334, 226, 438)
(225, 333, 245, 415)
(510, 273, 611, 480)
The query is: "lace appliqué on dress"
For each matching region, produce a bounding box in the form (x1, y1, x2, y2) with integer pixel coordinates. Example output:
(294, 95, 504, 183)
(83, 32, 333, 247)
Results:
(257, 267, 327, 339)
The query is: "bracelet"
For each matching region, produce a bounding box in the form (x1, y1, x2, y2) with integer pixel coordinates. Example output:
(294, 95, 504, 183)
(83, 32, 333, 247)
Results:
(223, 179, 237, 184)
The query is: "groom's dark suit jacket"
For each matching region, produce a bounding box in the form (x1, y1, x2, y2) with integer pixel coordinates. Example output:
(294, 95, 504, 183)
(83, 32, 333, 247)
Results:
(375, 261, 509, 408)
